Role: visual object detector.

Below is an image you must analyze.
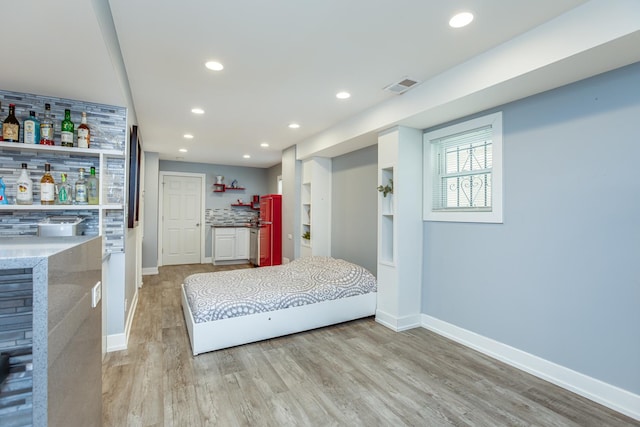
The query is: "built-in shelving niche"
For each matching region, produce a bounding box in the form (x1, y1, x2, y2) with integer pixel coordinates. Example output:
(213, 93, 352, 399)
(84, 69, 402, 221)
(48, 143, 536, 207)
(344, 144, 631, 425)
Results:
(379, 167, 394, 264)
(301, 182, 311, 249)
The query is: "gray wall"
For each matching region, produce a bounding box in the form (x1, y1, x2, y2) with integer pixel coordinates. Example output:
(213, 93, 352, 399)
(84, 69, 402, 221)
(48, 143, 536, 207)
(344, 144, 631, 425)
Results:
(160, 160, 270, 259)
(140, 159, 271, 266)
(281, 146, 299, 262)
(266, 163, 282, 194)
(422, 62, 640, 394)
(331, 145, 378, 275)
(142, 152, 159, 271)
(159, 160, 270, 210)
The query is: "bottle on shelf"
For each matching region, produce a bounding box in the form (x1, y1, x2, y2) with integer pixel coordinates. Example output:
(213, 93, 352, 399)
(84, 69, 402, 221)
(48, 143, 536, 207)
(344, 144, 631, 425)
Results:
(2, 104, 21, 143)
(40, 103, 55, 145)
(0, 101, 3, 141)
(16, 163, 33, 205)
(57, 173, 72, 205)
(87, 166, 99, 205)
(23, 111, 40, 144)
(40, 163, 56, 205)
(74, 167, 88, 204)
(60, 109, 74, 147)
(0, 177, 7, 204)
(77, 112, 90, 148)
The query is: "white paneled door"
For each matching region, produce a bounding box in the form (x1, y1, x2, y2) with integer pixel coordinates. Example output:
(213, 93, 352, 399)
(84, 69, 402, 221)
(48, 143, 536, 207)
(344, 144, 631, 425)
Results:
(162, 175, 202, 265)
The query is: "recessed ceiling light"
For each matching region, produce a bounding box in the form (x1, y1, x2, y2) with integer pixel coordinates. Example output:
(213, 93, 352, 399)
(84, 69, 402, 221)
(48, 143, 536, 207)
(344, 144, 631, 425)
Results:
(205, 61, 224, 71)
(336, 91, 351, 99)
(243, 154, 251, 159)
(260, 142, 269, 148)
(449, 12, 474, 28)
(179, 148, 188, 153)
(183, 134, 194, 139)
(288, 123, 300, 129)
(191, 108, 205, 114)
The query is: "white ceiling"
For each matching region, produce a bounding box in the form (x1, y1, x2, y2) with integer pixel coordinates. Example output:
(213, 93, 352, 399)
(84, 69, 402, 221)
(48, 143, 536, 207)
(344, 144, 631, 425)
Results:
(3, 0, 639, 168)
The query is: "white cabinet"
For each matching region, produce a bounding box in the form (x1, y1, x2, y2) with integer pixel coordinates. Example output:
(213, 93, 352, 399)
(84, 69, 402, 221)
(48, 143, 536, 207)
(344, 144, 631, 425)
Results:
(235, 227, 250, 259)
(299, 157, 331, 258)
(376, 126, 423, 332)
(212, 227, 250, 264)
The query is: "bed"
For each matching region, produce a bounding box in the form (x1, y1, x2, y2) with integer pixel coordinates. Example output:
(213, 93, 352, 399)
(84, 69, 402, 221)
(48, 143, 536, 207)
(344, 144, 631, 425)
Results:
(181, 256, 377, 355)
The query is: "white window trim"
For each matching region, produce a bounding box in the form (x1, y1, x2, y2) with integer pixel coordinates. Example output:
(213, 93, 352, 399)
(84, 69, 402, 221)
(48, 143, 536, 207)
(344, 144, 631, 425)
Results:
(423, 112, 503, 223)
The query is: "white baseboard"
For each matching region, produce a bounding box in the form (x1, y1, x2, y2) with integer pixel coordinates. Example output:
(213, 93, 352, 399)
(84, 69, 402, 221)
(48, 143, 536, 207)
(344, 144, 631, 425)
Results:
(204, 257, 212, 264)
(375, 310, 421, 332)
(421, 314, 640, 421)
(106, 290, 139, 353)
(142, 267, 159, 275)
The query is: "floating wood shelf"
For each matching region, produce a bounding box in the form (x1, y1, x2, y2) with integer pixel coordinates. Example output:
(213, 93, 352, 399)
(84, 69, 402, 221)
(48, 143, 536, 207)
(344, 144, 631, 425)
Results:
(230, 203, 259, 211)
(213, 184, 246, 193)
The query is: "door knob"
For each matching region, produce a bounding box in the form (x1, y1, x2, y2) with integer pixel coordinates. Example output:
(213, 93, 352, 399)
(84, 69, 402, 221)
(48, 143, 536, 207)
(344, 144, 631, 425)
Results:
(196, 223, 200, 227)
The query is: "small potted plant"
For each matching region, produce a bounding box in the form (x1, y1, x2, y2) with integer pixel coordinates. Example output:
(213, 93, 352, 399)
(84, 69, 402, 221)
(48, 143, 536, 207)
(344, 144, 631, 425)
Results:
(377, 179, 393, 197)
(302, 231, 311, 240)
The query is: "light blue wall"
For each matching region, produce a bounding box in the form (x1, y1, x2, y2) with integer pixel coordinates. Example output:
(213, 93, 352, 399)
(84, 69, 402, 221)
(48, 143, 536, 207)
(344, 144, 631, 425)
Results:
(332, 145, 378, 275)
(266, 163, 282, 195)
(156, 160, 269, 259)
(142, 152, 159, 270)
(422, 62, 640, 394)
(159, 160, 270, 209)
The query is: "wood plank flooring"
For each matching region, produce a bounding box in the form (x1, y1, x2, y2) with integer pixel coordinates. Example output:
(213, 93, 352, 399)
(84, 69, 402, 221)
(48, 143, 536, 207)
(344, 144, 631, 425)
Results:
(102, 264, 638, 426)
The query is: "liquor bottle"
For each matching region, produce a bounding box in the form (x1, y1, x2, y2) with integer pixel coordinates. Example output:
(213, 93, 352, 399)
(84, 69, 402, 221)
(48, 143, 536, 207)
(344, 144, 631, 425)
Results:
(60, 109, 74, 147)
(40, 103, 55, 145)
(0, 177, 7, 204)
(2, 104, 20, 142)
(77, 112, 90, 148)
(57, 173, 72, 205)
(16, 163, 33, 205)
(74, 167, 88, 204)
(40, 163, 56, 205)
(87, 166, 99, 205)
(23, 111, 40, 144)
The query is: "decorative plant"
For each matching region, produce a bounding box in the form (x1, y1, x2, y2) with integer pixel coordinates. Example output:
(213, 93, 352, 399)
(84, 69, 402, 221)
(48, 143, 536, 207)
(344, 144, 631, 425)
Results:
(302, 231, 311, 240)
(377, 178, 393, 197)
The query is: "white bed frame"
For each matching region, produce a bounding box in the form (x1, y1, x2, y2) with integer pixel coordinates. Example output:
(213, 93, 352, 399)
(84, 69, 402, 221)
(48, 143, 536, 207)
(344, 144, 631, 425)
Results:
(181, 283, 377, 356)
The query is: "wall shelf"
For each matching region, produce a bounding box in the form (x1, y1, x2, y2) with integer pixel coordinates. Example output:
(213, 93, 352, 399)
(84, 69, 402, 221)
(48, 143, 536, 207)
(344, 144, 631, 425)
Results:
(213, 183, 246, 193)
(0, 203, 123, 211)
(230, 203, 259, 210)
(0, 140, 124, 157)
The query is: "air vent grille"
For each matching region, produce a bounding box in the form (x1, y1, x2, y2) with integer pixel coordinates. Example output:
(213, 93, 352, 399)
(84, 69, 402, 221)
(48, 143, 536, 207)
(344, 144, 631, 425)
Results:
(384, 77, 420, 94)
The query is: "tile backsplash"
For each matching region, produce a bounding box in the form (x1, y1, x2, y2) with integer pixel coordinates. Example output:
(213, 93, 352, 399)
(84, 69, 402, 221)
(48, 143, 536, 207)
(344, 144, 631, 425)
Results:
(206, 208, 258, 225)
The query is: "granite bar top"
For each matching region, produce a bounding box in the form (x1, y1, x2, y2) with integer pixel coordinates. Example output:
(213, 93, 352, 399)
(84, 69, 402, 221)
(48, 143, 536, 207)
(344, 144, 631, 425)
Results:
(0, 236, 97, 266)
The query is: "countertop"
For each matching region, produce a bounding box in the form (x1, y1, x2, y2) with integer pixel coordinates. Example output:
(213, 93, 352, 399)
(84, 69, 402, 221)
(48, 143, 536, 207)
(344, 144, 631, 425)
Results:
(0, 236, 97, 263)
(210, 223, 257, 228)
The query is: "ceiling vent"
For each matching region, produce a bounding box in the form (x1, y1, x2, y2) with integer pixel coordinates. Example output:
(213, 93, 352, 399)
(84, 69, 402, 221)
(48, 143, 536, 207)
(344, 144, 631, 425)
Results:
(383, 77, 420, 94)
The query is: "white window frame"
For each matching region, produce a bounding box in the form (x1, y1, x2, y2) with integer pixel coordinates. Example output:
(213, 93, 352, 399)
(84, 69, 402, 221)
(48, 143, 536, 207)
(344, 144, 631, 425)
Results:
(423, 112, 503, 223)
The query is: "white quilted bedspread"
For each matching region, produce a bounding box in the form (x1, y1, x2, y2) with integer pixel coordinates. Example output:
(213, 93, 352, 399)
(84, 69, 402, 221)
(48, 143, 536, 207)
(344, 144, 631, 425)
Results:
(183, 256, 377, 323)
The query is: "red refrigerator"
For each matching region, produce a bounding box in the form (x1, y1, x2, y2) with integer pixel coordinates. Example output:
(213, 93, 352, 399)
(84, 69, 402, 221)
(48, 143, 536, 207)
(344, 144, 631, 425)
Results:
(259, 194, 282, 266)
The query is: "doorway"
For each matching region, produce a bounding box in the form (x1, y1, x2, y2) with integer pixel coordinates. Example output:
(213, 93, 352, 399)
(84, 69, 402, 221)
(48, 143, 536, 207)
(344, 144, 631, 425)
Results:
(158, 172, 206, 266)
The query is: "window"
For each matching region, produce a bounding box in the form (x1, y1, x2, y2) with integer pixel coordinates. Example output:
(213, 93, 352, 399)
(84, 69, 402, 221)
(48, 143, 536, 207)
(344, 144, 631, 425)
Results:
(423, 112, 503, 223)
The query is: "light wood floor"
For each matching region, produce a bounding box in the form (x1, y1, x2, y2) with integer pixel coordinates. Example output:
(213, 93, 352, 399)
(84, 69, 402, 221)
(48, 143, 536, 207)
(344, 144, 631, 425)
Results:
(102, 264, 638, 426)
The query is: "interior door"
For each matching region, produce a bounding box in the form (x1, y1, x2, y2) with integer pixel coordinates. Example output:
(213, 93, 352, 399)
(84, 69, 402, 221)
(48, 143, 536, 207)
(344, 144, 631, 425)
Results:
(162, 175, 202, 265)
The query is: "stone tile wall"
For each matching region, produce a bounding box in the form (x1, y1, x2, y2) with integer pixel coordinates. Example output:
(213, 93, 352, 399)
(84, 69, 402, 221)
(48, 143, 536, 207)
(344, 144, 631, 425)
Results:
(0, 89, 127, 252)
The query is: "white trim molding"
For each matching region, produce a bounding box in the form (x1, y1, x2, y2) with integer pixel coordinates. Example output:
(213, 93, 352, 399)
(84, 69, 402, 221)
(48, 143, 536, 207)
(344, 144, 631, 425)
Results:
(375, 309, 421, 332)
(421, 314, 640, 421)
(142, 267, 159, 276)
(106, 290, 139, 352)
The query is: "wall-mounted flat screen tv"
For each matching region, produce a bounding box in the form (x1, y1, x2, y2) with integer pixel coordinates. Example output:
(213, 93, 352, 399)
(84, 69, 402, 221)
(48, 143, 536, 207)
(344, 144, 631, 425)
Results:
(128, 125, 141, 228)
